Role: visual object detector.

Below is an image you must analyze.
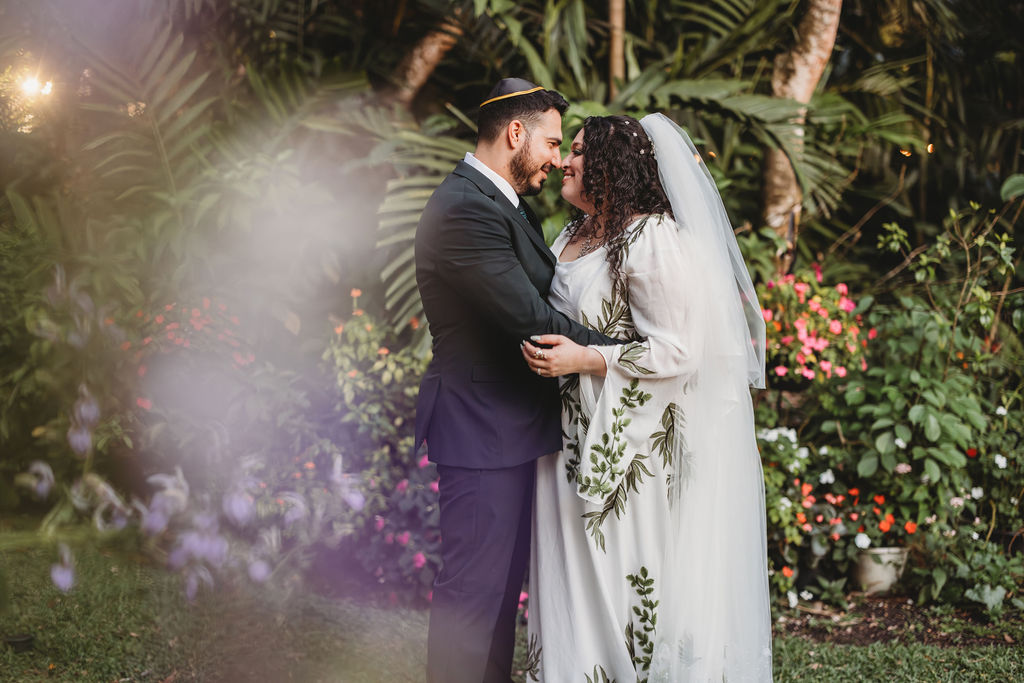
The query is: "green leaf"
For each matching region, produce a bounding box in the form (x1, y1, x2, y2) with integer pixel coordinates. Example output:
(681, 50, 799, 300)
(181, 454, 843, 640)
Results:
(1000, 174, 1024, 201)
(924, 458, 941, 482)
(908, 404, 926, 425)
(875, 431, 896, 455)
(858, 453, 879, 478)
(895, 424, 912, 442)
(932, 567, 947, 596)
(924, 414, 941, 442)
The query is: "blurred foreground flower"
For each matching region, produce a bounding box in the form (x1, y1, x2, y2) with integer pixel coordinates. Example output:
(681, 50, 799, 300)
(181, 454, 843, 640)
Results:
(50, 543, 75, 593)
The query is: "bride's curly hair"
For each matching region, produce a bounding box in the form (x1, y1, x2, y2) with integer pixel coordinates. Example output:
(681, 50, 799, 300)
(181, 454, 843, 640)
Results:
(566, 114, 672, 281)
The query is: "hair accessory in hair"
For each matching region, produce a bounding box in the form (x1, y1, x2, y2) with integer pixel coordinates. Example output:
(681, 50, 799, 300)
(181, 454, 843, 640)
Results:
(480, 78, 546, 107)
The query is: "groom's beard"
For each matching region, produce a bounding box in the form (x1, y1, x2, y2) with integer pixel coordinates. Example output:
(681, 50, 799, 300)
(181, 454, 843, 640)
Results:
(510, 140, 547, 197)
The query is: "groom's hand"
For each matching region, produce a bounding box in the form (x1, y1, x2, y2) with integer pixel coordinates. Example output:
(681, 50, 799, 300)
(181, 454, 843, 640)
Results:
(522, 335, 607, 378)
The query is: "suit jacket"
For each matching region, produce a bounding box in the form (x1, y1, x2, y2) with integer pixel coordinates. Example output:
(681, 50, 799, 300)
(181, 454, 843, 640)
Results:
(414, 161, 619, 469)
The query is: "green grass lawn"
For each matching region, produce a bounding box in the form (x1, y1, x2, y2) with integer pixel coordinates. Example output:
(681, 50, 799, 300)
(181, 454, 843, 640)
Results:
(1, 533, 1021, 682)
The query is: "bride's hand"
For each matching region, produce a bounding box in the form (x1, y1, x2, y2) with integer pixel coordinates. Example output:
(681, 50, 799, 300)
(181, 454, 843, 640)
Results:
(522, 335, 607, 378)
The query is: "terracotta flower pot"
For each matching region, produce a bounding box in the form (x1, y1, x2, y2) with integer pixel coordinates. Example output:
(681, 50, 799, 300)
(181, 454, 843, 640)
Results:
(854, 547, 908, 595)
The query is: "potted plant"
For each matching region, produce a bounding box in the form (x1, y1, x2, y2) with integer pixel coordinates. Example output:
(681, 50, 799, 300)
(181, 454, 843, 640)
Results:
(849, 491, 919, 594)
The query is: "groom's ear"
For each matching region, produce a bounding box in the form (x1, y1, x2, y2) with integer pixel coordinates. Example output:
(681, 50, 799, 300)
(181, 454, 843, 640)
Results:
(506, 120, 527, 150)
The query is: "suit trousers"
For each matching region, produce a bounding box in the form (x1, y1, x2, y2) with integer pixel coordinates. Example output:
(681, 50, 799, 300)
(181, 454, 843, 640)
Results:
(427, 460, 536, 683)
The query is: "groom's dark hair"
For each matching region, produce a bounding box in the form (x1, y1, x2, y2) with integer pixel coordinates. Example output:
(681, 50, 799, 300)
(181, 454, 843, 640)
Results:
(477, 88, 568, 144)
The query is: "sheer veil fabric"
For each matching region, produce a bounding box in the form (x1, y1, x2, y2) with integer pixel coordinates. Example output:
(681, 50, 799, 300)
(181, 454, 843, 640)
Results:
(638, 113, 773, 681)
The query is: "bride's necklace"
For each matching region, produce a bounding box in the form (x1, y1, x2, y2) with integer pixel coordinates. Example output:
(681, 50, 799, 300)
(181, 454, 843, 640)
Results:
(575, 220, 603, 258)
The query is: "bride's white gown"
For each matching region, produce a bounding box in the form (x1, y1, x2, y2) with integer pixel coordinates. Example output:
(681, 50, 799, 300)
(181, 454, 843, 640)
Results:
(529, 214, 773, 682)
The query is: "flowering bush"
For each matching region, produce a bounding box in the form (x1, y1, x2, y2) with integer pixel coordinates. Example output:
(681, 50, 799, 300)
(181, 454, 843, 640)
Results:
(759, 269, 873, 383)
(322, 292, 437, 604)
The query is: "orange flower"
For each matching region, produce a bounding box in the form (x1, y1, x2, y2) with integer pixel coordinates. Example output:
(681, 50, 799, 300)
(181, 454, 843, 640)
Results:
(303, 461, 316, 470)
(378, 347, 390, 355)
(879, 519, 892, 533)
(120, 341, 132, 351)
(410, 317, 420, 330)
(351, 288, 362, 298)
(796, 512, 807, 524)
(334, 324, 345, 335)
(782, 566, 794, 578)
(873, 494, 885, 505)
(848, 488, 860, 497)
(347, 369, 358, 378)
(136, 397, 152, 411)
(801, 482, 813, 496)
(904, 521, 918, 534)
(353, 309, 364, 317)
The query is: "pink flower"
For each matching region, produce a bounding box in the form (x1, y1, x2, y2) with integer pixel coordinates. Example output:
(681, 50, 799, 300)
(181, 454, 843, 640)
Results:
(774, 366, 789, 376)
(519, 591, 529, 604)
(396, 479, 408, 494)
(397, 531, 411, 546)
(375, 517, 386, 531)
(429, 479, 439, 493)
(762, 309, 774, 322)
(802, 368, 815, 380)
(136, 397, 152, 411)
(385, 532, 394, 544)
(812, 263, 823, 283)
(796, 352, 806, 365)
(839, 296, 856, 313)
(767, 280, 776, 290)
(829, 320, 843, 335)
(808, 300, 821, 313)
(794, 318, 807, 331)
(836, 366, 847, 378)
(413, 552, 426, 569)
(818, 308, 829, 318)
(418, 454, 430, 468)
(427, 590, 433, 602)
(868, 328, 878, 339)
(861, 358, 868, 371)
(836, 283, 848, 295)
(820, 360, 832, 373)
(814, 337, 829, 351)
(780, 335, 794, 344)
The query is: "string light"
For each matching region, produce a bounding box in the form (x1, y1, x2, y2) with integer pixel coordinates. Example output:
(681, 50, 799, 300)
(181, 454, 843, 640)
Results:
(927, 143, 935, 154)
(899, 149, 912, 157)
(19, 77, 53, 97)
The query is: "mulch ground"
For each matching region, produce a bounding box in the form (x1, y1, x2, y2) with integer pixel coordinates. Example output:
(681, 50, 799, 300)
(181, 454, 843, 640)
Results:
(777, 595, 1023, 647)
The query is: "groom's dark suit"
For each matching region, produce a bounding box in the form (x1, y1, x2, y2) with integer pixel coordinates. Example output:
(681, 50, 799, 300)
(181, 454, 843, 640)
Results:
(415, 160, 617, 682)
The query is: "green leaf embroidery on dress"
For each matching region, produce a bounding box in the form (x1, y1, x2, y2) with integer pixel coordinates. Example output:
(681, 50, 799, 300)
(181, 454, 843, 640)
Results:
(625, 567, 659, 680)
(582, 453, 652, 552)
(581, 277, 637, 339)
(576, 380, 652, 500)
(584, 665, 616, 683)
(650, 402, 684, 469)
(617, 341, 656, 375)
(524, 633, 542, 681)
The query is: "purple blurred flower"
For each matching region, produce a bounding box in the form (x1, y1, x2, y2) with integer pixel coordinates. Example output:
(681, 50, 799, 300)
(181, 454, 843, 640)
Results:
(343, 490, 366, 511)
(50, 543, 75, 593)
(28, 461, 54, 499)
(222, 490, 255, 527)
(140, 506, 170, 536)
(66, 424, 92, 456)
(176, 530, 229, 568)
(248, 559, 272, 583)
(73, 385, 101, 427)
(280, 493, 307, 526)
(183, 566, 213, 602)
(136, 469, 190, 536)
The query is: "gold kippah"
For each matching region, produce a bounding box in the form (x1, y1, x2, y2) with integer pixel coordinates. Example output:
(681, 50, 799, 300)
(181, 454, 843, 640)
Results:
(479, 78, 546, 107)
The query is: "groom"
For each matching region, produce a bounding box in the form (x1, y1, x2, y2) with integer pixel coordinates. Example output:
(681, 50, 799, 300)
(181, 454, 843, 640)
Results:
(414, 78, 620, 682)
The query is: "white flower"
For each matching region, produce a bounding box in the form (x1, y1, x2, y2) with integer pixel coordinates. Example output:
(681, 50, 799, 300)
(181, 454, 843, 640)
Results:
(943, 529, 957, 538)
(854, 533, 871, 549)
(787, 591, 799, 609)
(818, 446, 829, 455)
(819, 469, 835, 485)
(950, 496, 965, 509)
(994, 454, 1007, 469)
(758, 428, 778, 443)
(996, 406, 1007, 416)
(971, 487, 984, 500)
(779, 496, 793, 510)
(787, 461, 801, 473)
(1011, 497, 1020, 506)
(800, 590, 814, 601)
(894, 437, 907, 449)
(782, 428, 798, 444)
(895, 463, 912, 474)
(925, 515, 937, 525)
(796, 447, 809, 460)
(971, 531, 980, 540)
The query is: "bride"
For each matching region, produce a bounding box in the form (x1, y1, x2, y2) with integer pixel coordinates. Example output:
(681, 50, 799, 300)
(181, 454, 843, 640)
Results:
(521, 113, 773, 681)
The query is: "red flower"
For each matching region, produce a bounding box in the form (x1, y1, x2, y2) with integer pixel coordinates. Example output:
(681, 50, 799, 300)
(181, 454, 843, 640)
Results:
(966, 448, 978, 458)
(136, 397, 152, 411)
(848, 488, 860, 497)
(879, 519, 892, 533)
(782, 566, 794, 578)
(873, 494, 885, 505)
(904, 521, 918, 534)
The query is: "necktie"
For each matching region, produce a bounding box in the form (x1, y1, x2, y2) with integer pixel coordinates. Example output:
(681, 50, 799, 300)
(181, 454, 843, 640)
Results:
(517, 202, 530, 223)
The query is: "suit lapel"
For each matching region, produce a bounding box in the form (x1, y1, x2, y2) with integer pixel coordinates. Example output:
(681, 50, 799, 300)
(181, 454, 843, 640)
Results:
(453, 162, 556, 268)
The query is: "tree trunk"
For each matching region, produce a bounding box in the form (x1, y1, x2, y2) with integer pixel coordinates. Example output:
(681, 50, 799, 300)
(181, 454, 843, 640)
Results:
(763, 0, 843, 274)
(608, 0, 625, 100)
(389, 16, 463, 109)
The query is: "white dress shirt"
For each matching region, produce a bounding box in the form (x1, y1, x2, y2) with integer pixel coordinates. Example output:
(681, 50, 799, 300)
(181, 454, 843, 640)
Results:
(463, 152, 520, 209)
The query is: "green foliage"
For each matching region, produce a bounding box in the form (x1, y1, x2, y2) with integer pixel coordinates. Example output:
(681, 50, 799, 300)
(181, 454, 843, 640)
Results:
(322, 303, 437, 603)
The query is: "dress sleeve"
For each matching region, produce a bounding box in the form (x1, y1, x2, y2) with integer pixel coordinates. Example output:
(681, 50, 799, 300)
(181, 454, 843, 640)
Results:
(573, 215, 703, 504)
(433, 195, 619, 346)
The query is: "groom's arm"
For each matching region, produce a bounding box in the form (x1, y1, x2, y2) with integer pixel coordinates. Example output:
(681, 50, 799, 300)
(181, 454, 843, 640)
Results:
(432, 195, 621, 347)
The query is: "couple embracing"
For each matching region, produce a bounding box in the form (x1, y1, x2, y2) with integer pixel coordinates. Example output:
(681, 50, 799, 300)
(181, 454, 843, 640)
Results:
(414, 78, 773, 682)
